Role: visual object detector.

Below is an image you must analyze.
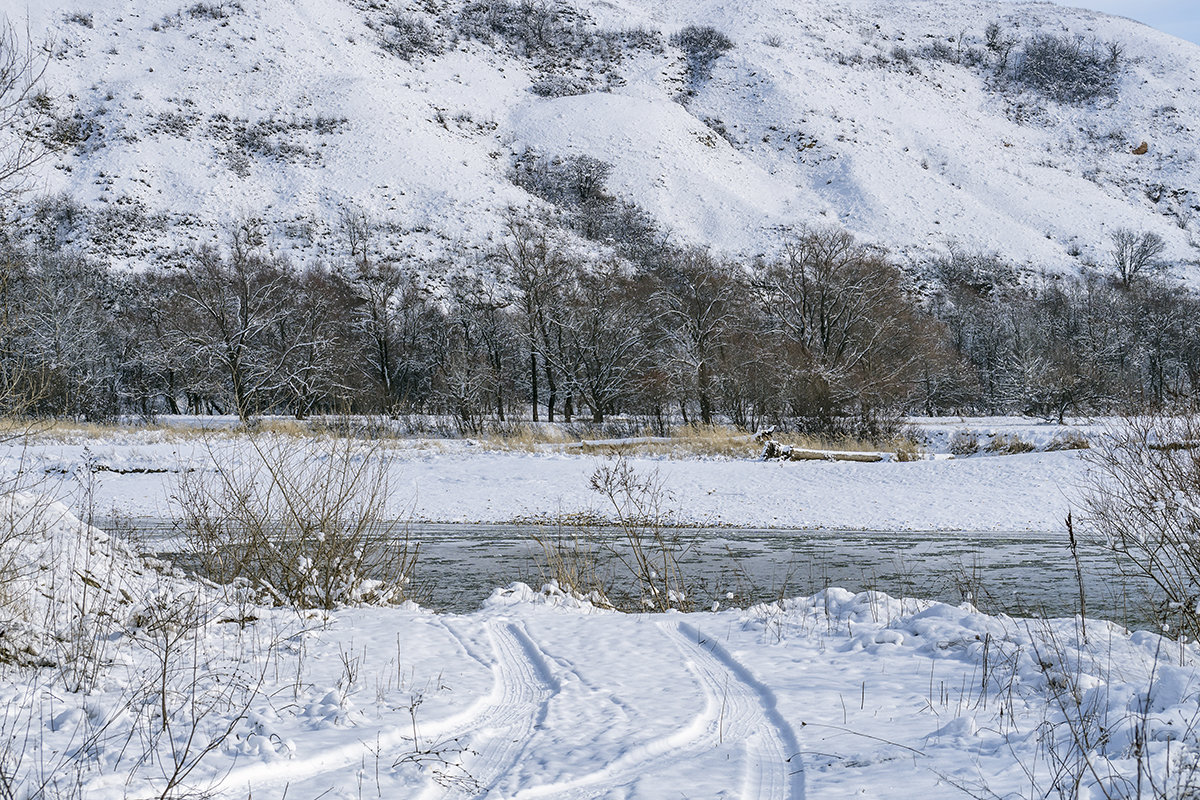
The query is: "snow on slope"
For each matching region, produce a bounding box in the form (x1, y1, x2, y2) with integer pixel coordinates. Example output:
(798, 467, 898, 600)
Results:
(4, 0, 1199, 274)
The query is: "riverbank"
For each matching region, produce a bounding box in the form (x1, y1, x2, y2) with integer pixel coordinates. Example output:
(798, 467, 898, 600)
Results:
(1, 416, 1095, 531)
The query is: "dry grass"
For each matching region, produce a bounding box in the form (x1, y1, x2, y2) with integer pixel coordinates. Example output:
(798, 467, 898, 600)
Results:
(8, 415, 917, 462)
(530, 525, 613, 606)
(478, 423, 760, 458)
(1045, 430, 1091, 451)
(949, 429, 981, 455)
(986, 432, 1037, 455)
(577, 425, 757, 458)
(480, 423, 578, 451)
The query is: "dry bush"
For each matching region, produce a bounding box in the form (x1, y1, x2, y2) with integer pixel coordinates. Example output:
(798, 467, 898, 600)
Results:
(590, 458, 692, 612)
(1046, 430, 1091, 451)
(893, 437, 926, 462)
(173, 433, 417, 609)
(986, 432, 1037, 454)
(950, 429, 981, 455)
(1083, 415, 1200, 639)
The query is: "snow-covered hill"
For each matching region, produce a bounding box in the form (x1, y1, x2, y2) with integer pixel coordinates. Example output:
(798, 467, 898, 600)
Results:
(6, 0, 1200, 275)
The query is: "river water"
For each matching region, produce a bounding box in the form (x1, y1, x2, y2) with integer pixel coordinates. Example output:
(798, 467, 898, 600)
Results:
(107, 519, 1149, 625)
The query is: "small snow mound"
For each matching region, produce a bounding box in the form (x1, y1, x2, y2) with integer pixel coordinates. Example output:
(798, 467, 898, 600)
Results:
(0, 492, 159, 665)
(483, 581, 610, 612)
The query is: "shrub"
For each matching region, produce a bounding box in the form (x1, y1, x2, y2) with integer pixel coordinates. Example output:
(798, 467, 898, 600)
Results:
(949, 429, 981, 455)
(1083, 415, 1200, 638)
(529, 75, 591, 97)
(924, 39, 956, 63)
(530, 525, 612, 606)
(672, 24, 733, 64)
(1007, 33, 1121, 103)
(379, 11, 441, 60)
(511, 151, 614, 206)
(1045, 430, 1090, 451)
(893, 437, 925, 462)
(671, 24, 733, 86)
(187, 2, 239, 19)
(173, 433, 418, 609)
(590, 458, 691, 612)
(985, 432, 1036, 454)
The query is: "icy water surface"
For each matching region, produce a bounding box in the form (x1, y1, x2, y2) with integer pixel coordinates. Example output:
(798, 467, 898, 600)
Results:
(109, 520, 1146, 624)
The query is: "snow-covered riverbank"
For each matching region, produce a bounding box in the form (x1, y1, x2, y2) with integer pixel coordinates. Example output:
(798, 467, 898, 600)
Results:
(1, 417, 1194, 799)
(1, 416, 1095, 531)
(1, 498, 1192, 800)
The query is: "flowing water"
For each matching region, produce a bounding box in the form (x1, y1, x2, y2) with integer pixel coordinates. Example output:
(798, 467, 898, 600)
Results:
(106, 519, 1149, 624)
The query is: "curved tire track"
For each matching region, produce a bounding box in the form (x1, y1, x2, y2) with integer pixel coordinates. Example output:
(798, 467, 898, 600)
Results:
(414, 619, 559, 800)
(510, 621, 804, 800)
(213, 618, 557, 800)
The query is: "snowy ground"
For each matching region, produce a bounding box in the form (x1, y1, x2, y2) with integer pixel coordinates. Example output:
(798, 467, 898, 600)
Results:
(2, 501, 1196, 799)
(2, 416, 1097, 531)
(6, 416, 1190, 799)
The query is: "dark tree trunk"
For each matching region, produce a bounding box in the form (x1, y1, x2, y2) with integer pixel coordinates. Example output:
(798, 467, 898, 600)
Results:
(530, 351, 538, 422)
(545, 363, 557, 423)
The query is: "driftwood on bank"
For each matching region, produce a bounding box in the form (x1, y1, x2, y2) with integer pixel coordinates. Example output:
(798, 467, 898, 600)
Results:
(754, 428, 884, 463)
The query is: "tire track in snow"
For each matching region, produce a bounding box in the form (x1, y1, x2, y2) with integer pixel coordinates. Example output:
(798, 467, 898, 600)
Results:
(212, 618, 556, 799)
(509, 621, 804, 800)
(209, 618, 484, 797)
(414, 619, 559, 800)
(674, 621, 806, 800)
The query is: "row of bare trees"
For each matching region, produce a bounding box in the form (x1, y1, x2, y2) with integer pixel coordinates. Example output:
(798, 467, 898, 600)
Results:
(1, 212, 1197, 433)
(930, 247, 1200, 422)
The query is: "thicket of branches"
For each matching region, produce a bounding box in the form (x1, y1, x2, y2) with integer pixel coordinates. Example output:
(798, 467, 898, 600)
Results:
(930, 247, 1200, 422)
(0, 199, 1193, 435)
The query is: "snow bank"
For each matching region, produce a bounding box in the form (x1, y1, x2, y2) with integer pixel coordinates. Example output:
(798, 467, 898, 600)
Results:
(0, 492, 158, 666)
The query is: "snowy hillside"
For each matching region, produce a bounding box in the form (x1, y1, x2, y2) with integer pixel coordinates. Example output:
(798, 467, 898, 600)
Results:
(5, 0, 1200, 274)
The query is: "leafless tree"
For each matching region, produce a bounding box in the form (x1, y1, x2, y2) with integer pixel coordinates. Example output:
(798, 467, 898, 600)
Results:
(652, 247, 744, 426)
(1111, 228, 1166, 288)
(496, 214, 569, 421)
(562, 262, 653, 423)
(165, 223, 300, 422)
(753, 227, 932, 431)
(341, 210, 442, 414)
(0, 18, 50, 202)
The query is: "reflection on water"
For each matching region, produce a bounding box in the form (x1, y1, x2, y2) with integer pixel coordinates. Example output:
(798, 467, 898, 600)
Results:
(107, 520, 1148, 625)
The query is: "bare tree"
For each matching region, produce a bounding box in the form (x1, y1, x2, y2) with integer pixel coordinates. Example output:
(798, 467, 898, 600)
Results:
(164, 223, 299, 422)
(652, 247, 743, 426)
(0, 18, 50, 201)
(341, 210, 442, 414)
(561, 262, 652, 423)
(1111, 228, 1166, 288)
(497, 214, 569, 422)
(752, 227, 932, 431)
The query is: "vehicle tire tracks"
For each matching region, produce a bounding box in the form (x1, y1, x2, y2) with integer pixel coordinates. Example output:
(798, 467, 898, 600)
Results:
(212, 617, 557, 800)
(509, 620, 804, 800)
(413, 618, 560, 800)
